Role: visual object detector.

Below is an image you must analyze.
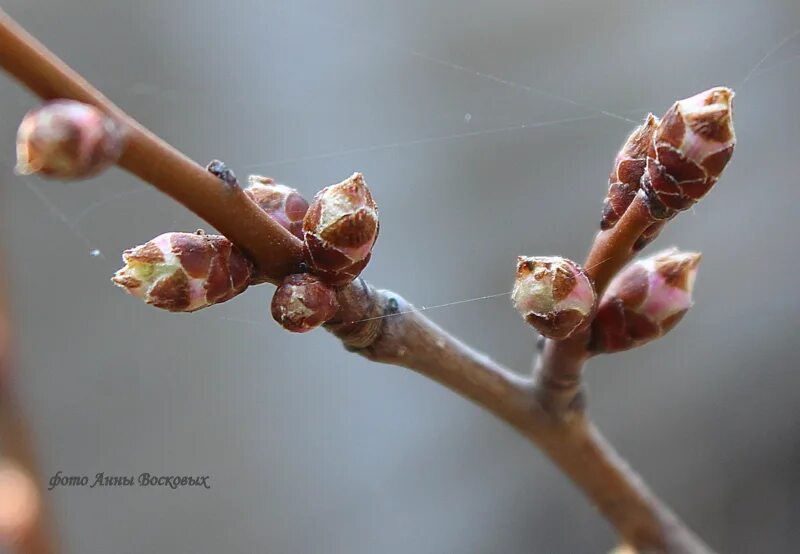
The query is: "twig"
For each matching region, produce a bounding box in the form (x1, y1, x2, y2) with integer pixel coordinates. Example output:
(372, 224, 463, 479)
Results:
(533, 193, 657, 414)
(0, 252, 58, 554)
(0, 9, 302, 284)
(0, 9, 713, 553)
(328, 280, 711, 553)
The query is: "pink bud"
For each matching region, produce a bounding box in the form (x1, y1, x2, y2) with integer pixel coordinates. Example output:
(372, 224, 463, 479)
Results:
(15, 100, 126, 180)
(511, 256, 596, 339)
(591, 248, 701, 353)
(302, 173, 379, 286)
(271, 273, 339, 333)
(601, 114, 659, 230)
(245, 176, 309, 240)
(643, 87, 736, 212)
(112, 232, 253, 312)
(0, 461, 40, 546)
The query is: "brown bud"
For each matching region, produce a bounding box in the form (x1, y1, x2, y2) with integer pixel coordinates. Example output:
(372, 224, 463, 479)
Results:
(642, 87, 736, 213)
(590, 248, 701, 353)
(0, 461, 40, 546)
(302, 172, 379, 286)
(601, 114, 659, 230)
(271, 273, 339, 332)
(15, 100, 126, 180)
(112, 232, 253, 312)
(511, 256, 596, 339)
(245, 175, 309, 240)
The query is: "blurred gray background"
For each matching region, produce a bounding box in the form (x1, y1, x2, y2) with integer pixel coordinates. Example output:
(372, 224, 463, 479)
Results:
(1, 0, 799, 552)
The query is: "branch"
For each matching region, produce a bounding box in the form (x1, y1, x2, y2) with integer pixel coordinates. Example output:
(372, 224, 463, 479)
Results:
(0, 10, 714, 552)
(0, 255, 58, 554)
(533, 194, 657, 413)
(328, 280, 711, 553)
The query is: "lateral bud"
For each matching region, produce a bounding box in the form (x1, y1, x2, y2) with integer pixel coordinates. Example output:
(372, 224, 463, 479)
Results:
(590, 248, 701, 353)
(302, 172, 379, 286)
(601, 113, 659, 230)
(112, 232, 253, 312)
(511, 256, 596, 340)
(245, 175, 309, 240)
(15, 100, 126, 180)
(271, 273, 339, 333)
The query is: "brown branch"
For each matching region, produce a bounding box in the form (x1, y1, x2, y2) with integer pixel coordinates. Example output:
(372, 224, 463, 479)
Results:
(0, 9, 712, 553)
(0, 253, 58, 554)
(0, 9, 302, 284)
(328, 281, 711, 553)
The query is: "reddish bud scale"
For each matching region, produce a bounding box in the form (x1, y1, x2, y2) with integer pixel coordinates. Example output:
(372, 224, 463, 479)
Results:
(112, 232, 253, 312)
(245, 176, 309, 240)
(511, 256, 596, 340)
(271, 273, 339, 333)
(642, 87, 736, 213)
(590, 249, 701, 353)
(15, 100, 126, 180)
(601, 114, 659, 230)
(302, 173, 379, 286)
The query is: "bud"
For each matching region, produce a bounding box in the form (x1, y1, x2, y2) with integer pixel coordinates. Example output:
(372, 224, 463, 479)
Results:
(112, 232, 253, 312)
(206, 159, 239, 188)
(511, 256, 596, 339)
(0, 461, 40, 546)
(15, 100, 126, 180)
(590, 248, 701, 353)
(271, 273, 339, 333)
(601, 114, 659, 230)
(302, 172, 379, 286)
(642, 87, 736, 213)
(245, 175, 309, 240)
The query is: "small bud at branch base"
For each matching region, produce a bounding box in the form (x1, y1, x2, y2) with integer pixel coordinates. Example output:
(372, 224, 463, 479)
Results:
(511, 256, 596, 340)
(271, 273, 339, 333)
(112, 232, 253, 312)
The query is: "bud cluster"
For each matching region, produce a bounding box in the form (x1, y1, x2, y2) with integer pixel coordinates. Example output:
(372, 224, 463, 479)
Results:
(16, 100, 126, 180)
(112, 232, 253, 312)
(600, 87, 736, 250)
(511, 256, 596, 340)
(590, 249, 701, 353)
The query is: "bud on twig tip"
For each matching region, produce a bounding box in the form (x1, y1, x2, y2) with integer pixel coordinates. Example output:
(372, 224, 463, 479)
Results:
(15, 100, 126, 180)
(591, 248, 701, 353)
(642, 87, 736, 213)
(511, 256, 596, 340)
